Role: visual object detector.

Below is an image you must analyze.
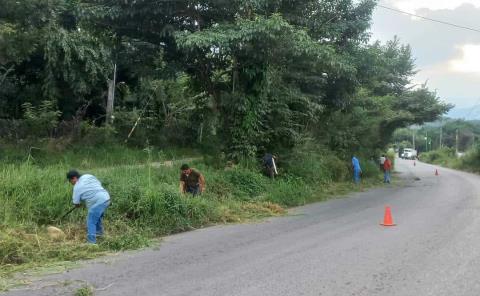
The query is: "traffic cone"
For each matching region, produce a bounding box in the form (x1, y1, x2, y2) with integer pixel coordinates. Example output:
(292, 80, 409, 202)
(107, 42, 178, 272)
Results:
(380, 206, 396, 226)
(435, 169, 439, 176)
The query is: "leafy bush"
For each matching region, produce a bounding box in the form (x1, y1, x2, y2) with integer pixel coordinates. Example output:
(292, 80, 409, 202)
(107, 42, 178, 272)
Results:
(264, 177, 312, 207)
(360, 159, 381, 179)
(419, 148, 457, 166)
(322, 154, 350, 182)
(74, 286, 94, 296)
(77, 122, 117, 147)
(203, 152, 228, 169)
(456, 147, 480, 173)
(225, 168, 267, 199)
(386, 150, 396, 168)
(0, 119, 30, 141)
(21, 100, 61, 138)
(283, 146, 349, 184)
(418, 147, 480, 173)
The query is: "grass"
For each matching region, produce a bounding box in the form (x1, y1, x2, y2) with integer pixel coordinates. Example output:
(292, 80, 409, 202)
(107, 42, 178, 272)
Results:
(0, 142, 199, 168)
(75, 285, 94, 296)
(0, 144, 384, 287)
(419, 148, 459, 167)
(420, 147, 480, 173)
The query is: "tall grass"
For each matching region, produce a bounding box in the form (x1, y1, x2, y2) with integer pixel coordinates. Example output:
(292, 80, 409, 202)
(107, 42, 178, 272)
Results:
(0, 145, 382, 281)
(458, 148, 480, 173)
(0, 143, 198, 168)
(420, 146, 480, 173)
(419, 148, 458, 167)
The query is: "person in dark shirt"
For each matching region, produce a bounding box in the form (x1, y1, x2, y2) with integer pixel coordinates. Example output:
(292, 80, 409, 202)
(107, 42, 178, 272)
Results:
(179, 164, 205, 196)
(262, 153, 277, 179)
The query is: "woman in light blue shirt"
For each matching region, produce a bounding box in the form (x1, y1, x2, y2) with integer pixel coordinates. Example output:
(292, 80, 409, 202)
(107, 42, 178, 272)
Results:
(67, 170, 111, 244)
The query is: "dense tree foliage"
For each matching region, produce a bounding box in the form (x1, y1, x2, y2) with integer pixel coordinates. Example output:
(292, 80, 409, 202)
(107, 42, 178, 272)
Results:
(0, 0, 451, 158)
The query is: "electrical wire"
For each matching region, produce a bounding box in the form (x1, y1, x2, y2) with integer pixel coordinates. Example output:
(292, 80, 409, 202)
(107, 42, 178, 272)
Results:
(377, 4, 480, 33)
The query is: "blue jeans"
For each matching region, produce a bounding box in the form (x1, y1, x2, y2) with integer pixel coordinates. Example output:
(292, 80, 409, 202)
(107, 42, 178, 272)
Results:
(353, 169, 361, 184)
(186, 184, 200, 196)
(87, 200, 110, 243)
(384, 170, 391, 183)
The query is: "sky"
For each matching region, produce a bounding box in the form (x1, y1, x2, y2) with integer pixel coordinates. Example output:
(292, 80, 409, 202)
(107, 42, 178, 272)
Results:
(370, 0, 480, 111)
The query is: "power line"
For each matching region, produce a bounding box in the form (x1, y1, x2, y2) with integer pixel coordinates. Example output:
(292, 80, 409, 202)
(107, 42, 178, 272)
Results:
(377, 5, 480, 34)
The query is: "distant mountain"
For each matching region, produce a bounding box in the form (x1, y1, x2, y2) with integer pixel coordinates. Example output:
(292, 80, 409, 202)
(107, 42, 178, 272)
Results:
(447, 105, 480, 120)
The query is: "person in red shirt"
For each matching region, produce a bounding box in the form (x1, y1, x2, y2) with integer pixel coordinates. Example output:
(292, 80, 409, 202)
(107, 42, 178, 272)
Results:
(383, 157, 392, 183)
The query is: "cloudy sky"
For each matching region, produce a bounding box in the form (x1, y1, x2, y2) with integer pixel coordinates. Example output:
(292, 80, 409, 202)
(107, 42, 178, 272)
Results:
(370, 0, 480, 109)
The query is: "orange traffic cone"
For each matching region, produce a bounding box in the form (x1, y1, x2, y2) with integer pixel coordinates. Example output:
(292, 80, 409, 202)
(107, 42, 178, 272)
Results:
(380, 206, 396, 226)
(435, 169, 439, 176)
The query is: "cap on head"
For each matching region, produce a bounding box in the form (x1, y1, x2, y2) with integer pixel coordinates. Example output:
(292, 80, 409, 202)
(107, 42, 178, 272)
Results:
(66, 170, 80, 180)
(180, 164, 190, 171)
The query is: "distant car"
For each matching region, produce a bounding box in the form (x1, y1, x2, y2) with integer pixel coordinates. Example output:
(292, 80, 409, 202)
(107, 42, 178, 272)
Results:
(402, 148, 417, 160)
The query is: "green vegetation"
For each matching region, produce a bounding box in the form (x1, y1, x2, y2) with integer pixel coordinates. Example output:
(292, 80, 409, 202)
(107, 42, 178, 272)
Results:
(1, 0, 451, 286)
(419, 148, 458, 167)
(395, 118, 480, 173)
(0, 145, 383, 284)
(75, 285, 94, 296)
(0, 143, 197, 167)
(420, 146, 480, 173)
(1, 0, 449, 158)
(457, 148, 480, 173)
(393, 119, 480, 154)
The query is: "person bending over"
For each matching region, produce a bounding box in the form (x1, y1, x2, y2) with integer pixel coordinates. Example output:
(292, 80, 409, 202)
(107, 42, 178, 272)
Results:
(179, 164, 205, 196)
(67, 170, 111, 244)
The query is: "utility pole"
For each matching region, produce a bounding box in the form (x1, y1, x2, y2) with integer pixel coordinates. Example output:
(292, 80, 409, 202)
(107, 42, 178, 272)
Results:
(425, 132, 428, 152)
(412, 131, 416, 149)
(455, 129, 459, 156)
(106, 63, 117, 125)
(439, 123, 443, 149)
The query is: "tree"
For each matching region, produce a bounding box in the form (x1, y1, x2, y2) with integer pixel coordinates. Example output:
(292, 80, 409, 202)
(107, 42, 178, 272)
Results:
(0, 0, 112, 119)
(0, 0, 452, 159)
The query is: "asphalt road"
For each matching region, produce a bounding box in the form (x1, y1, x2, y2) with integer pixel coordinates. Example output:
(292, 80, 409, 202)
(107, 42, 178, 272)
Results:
(4, 159, 480, 296)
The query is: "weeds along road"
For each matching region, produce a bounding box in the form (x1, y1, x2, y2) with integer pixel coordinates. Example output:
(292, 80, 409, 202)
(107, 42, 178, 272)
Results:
(4, 159, 480, 296)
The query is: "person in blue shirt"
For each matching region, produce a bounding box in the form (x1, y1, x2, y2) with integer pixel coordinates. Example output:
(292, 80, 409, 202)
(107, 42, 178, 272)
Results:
(351, 156, 362, 184)
(67, 170, 111, 244)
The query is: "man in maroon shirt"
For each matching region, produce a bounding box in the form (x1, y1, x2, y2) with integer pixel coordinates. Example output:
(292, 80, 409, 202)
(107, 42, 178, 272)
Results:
(179, 164, 206, 196)
(383, 157, 392, 183)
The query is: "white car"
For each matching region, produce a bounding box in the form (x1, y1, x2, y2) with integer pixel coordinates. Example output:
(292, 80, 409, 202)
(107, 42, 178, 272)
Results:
(402, 148, 417, 160)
